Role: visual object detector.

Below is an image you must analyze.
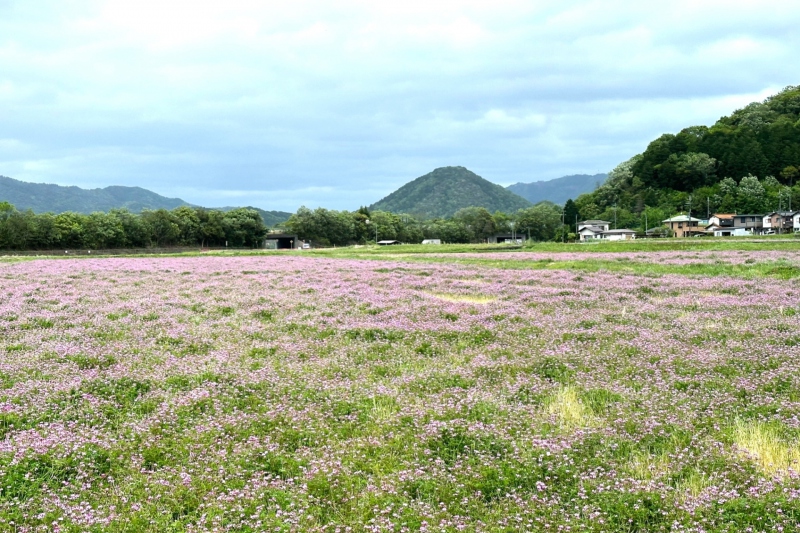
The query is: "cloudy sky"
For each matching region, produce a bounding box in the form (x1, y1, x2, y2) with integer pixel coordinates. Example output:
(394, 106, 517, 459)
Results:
(1, 0, 799, 211)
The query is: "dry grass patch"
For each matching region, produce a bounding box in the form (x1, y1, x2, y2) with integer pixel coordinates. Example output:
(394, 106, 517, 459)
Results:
(427, 292, 497, 304)
(546, 386, 595, 428)
(733, 420, 800, 476)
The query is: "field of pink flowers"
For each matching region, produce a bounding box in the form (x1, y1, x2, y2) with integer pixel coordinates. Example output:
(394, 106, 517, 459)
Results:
(2, 253, 800, 532)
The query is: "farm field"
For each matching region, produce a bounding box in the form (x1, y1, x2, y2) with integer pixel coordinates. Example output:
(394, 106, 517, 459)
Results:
(2, 250, 800, 532)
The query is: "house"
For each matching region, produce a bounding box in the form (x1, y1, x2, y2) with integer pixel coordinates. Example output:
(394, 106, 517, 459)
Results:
(578, 226, 636, 241)
(578, 220, 610, 232)
(705, 225, 750, 237)
(763, 212, 796, 234)
(662, 215, 705, 238)
(578, 226, 605, 241)
(577, 220, 611, 242)
(794, 213, 800, 232)
(600, 229, 636, 241)
(421, 239, 442, 245)
(708, 214, 735, 228)
(731, 214, 764, 234)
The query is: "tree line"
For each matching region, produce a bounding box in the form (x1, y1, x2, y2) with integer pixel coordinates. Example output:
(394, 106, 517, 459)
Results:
(0, 203, 267, 250)
(284, 204, 568, 246)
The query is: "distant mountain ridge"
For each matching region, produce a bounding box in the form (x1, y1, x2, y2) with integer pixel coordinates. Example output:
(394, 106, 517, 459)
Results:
(0, 175, 190, 214)
(506, 173, 607, 205)
(370, 166, 532, 218)
(0, 175, 292, 226)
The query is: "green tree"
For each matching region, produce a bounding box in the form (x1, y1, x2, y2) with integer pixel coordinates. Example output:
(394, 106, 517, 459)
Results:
(222, 208, 268, 247)
(516, 203, 561, 241)
(563, 199, 579, 232)
(737, 175, 767, 213)
(141, 209, 180, 247)
(453, 207, 496, 242)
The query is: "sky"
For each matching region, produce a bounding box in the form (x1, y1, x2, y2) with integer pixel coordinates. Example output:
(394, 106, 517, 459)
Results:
(1, 0, 799, 212)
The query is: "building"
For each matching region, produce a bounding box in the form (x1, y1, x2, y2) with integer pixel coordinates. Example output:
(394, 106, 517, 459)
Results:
(706, 225, 750, 237)
(578, 226, 604, 241)
(708, 214, 735, 228)
(731, 214, 764, 234)
(488, 234, 524, 244)
(421, 239, 442, 245)
(578, 220, 611, 232)
(264, 233, 299, 249)
(600, 229, 636, 241)
(662, 215, 704, 238)
(763, 211, 796, 234)
(577, 220, 611, 242)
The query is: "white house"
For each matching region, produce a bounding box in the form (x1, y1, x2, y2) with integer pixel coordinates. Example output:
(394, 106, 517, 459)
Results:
(578, 226, 605, 241)
(578, 220, 610, 232)
(601, 229, 636, 241)
(793, 213, 800, 232)
(706, 226, 750, 237)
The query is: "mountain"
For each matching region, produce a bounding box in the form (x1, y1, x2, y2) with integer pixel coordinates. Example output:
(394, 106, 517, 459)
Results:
(507, 173, 607, 204)
(369, 166, 532, 218)
(0, 175, 190, 214)
(0, 175, 292, 226)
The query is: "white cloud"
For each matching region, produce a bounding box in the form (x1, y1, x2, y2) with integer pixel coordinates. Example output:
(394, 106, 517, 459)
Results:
(0, 0, 799, 210)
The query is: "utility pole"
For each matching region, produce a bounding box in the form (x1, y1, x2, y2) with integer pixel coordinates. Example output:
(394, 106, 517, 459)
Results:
(614, 203, 617, 230)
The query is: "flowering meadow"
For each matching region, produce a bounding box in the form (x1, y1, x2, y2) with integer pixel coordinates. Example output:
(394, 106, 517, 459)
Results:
(2, 252, 800, 532)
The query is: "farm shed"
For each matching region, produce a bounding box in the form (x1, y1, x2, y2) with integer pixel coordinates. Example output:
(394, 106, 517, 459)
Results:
(264, 234, 299, 249)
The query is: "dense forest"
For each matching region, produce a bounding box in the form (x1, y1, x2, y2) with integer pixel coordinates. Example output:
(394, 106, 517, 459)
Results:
(571, 85, 800, 229)
(0, 203, 267, 250)
(284, 203, 566, 246)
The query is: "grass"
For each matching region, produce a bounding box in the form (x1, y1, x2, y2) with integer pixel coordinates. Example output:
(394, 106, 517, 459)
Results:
(733, 420, 800, 476)
(4, 246, 800, 531)
(426, 292, 497, 304)
(546, 385, 594, 428)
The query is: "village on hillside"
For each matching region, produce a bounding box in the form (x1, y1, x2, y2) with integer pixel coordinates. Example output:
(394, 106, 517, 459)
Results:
(578, 211, 800, 241)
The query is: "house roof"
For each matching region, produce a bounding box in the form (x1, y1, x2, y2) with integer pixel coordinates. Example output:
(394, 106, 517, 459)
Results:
(578, 226, 604, 234)
(711, 214, 735, 219)
(663, 215, 702, 223)
(581, 219, 610, 225)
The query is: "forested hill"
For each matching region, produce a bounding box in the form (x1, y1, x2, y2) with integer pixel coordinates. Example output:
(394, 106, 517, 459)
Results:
(370, 166, 532, 218)
(507, 173, 607, 204)
(570, 85, 800, 227)
(0, 175, 190, 214)
(631, 85, 800, 191)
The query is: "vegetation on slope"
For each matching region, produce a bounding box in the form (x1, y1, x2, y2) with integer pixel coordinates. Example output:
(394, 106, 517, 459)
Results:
(0, 175, 190, 214)
(369, 166, 532, 218)
(571, 86, 800, 228)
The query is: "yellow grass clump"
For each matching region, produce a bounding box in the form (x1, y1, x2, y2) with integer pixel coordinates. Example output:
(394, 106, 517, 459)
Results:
(546, 386, 594, 428)
(734, 420, 800, 476)
(428, 292, 496, 304)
